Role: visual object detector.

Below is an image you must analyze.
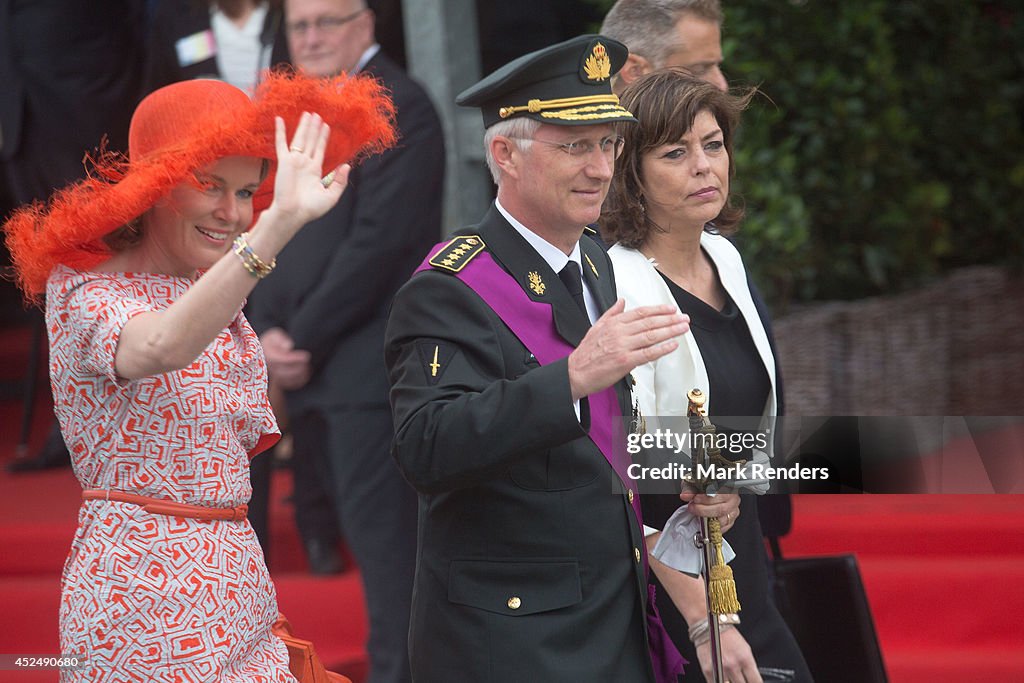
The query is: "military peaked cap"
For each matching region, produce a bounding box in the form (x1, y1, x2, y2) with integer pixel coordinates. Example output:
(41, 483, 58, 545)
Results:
(456, 35, 637, 128)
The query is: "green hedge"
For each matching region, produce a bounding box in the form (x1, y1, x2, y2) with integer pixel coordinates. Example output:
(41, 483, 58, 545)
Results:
(591, 1, 1024, 307)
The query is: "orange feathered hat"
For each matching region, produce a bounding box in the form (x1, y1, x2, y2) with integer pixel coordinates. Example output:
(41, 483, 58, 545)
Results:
(3, 70, 397, 300)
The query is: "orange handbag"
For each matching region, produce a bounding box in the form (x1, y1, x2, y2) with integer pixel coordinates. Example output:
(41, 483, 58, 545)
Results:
(271, 614, 352, 683)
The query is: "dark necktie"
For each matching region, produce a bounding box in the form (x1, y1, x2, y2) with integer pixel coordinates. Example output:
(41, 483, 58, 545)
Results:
(558, 261, 588, 319)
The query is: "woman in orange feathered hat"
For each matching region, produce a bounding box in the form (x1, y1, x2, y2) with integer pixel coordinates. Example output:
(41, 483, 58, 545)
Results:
(3, 72, 395, 682)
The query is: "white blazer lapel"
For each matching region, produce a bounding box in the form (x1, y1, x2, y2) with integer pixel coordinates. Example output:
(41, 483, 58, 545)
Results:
(700, 232, 778, 421)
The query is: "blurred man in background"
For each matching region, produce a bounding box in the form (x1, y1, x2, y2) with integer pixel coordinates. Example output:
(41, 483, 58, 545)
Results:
(246, 1, 444, 681)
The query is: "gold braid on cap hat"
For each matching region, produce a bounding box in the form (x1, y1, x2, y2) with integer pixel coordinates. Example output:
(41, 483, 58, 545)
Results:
(498, 94, 622, 119)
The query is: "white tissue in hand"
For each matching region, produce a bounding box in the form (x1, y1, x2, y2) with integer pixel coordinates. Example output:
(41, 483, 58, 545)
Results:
(651, 503, 735, 577)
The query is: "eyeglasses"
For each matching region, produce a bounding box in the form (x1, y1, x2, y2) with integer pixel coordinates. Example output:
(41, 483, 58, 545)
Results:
(514, 135, 625, 161)
(286, 8, 366, 36)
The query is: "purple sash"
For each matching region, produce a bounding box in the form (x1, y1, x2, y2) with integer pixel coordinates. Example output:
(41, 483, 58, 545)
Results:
(415, 245, 686, 682)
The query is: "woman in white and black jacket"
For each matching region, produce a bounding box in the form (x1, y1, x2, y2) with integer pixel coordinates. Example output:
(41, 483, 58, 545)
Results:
(144, 0, 287, 95)
(601, 68, 811, 683)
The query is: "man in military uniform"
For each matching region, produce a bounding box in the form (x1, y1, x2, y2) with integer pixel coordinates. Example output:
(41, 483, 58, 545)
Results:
(384, 35, 689, 682)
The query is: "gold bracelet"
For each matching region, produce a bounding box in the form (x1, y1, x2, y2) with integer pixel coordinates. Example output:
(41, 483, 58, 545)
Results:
(234, 234, 276, 275)
(232, 236, 265, 278)
(232, 234, 276, 279)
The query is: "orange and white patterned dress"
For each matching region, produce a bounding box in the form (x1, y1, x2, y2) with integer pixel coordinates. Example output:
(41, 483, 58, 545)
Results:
(47, 265, 293, 682)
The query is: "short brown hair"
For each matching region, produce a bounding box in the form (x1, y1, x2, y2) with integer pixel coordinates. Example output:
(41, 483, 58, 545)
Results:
(600, 0, 723, 67)
(601, 68, 752, 247)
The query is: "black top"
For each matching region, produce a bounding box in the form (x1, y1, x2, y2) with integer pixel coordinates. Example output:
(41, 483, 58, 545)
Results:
(647, 266, 811, 681)
(659, 268, 771, 443)
(642, 265, 771, 530)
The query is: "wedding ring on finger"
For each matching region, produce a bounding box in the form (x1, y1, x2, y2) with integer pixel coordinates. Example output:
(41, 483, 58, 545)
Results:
(321, 170, 336, 188)
(290, 146, 304, 153)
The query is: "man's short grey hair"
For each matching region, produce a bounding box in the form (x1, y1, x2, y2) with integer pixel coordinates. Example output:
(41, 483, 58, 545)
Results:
(600, 0, 722, 67)
(483, 117, 542, 185)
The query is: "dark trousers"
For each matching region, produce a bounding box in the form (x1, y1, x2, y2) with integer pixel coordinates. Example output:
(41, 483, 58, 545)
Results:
(291, 425, 343, 554)
(292, 406, 417, 683)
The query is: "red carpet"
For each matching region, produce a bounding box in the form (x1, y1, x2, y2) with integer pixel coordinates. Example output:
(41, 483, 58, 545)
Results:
(1, 324, 1023, 681)
(782, 495, 1024, 681)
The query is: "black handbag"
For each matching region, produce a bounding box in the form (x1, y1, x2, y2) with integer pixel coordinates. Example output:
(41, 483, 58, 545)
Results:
(768, 541, 889, 683)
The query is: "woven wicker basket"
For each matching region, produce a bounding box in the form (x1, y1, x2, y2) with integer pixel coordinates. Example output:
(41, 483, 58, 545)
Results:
(774, 266, 1024, 416)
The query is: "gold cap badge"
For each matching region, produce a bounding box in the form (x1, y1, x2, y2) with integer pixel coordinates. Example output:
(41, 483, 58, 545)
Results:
(583, 42, 611, 82)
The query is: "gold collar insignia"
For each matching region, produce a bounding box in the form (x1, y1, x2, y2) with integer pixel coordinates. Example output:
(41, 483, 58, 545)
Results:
(528, 271, 546, 295)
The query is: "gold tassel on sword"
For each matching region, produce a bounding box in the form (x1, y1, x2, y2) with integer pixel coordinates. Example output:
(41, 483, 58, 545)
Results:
(687, 388, 741, 682)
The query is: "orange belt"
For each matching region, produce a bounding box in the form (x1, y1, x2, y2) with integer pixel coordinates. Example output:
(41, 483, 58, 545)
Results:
(82, 489, 248, 522)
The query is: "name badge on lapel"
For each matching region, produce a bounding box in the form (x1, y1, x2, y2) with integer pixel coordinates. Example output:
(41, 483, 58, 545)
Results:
(176, 30, 217, 67)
